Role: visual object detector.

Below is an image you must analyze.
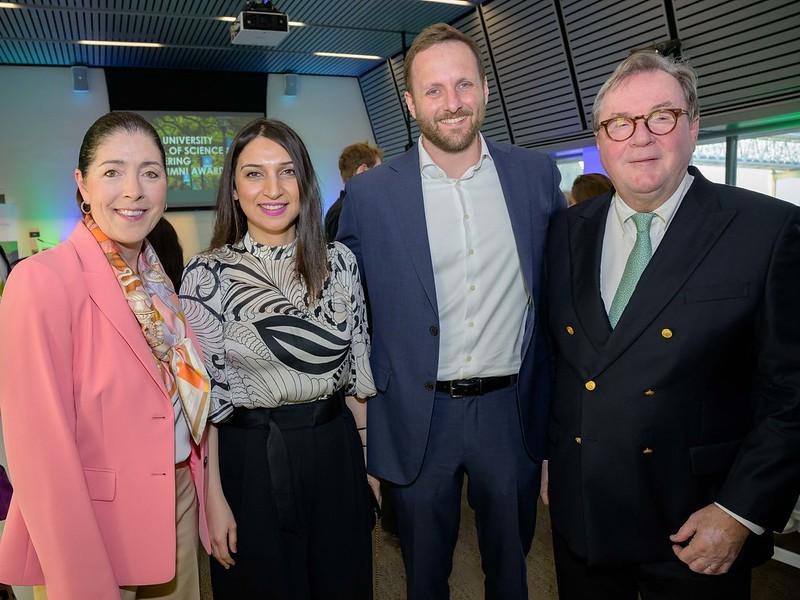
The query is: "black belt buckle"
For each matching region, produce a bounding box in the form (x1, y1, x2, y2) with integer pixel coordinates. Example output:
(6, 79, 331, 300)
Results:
(449, 378, 481, 398)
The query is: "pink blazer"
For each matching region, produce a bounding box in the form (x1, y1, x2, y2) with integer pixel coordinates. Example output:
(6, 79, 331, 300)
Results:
(0, 223, 210, 599)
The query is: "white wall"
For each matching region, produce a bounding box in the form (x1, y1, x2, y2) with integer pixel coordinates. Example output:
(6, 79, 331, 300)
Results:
(0, 68, 374, 260)
(0, 66, 110, 255)
(267, 74, 376, 211)
(165, 210, 216, 258)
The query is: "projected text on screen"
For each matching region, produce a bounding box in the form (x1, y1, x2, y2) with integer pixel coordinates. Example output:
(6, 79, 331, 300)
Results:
(138, 111, 262, 209)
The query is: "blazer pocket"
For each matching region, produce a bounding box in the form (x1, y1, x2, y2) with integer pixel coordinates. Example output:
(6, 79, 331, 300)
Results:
(84, 468, 116, 502)
(689, 439, 742, 476)
(685, 282, 748, 304)
(373, 365, 391, 393)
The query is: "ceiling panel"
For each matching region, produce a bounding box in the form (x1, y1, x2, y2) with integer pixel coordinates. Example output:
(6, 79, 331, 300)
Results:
(0, 0, 482, 76)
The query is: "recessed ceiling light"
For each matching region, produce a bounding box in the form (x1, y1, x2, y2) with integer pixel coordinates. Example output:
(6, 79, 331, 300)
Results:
(420, 0, 474, 6)
(313, 51, 382, 60)
(78, 40, 164, 48)
(0, 2, 22, 8)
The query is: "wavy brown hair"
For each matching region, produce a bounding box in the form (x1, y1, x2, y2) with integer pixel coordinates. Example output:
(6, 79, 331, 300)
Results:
(338, 142, 383, 183)
(210, 118, 328, 302)
(592, 52, 699, 132)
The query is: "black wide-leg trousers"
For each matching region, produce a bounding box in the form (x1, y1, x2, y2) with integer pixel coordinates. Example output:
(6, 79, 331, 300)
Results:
(210, 394, 374, 600)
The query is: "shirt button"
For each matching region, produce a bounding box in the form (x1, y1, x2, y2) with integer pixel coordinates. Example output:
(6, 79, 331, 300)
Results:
(464, 214, 470, 221)
(429, 325, 439, 336)
(468, 248, 475, 256)
(465, 356, 472, 362)
(468, 321, 475, 328)
(585, 380, 596, 391)
(469, 284, 476, 292)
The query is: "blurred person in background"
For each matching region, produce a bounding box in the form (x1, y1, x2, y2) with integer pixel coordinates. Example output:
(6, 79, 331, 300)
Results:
(570, 172, 613, 206)
(325, 142, 383, 242)
(148, 217, 185, 291)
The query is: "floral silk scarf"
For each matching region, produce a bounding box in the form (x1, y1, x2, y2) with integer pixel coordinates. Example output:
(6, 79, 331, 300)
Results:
(84, 215, 210, 444)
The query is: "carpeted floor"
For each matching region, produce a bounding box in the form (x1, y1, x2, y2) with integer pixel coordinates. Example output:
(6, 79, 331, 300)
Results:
(199, 493, 800, 599)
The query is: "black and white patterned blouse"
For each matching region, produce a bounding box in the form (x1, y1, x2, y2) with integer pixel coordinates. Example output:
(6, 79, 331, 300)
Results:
(180, 233, 375, 423)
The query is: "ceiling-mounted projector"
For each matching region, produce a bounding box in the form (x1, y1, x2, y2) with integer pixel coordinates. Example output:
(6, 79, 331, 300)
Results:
(230, 1, 290, 46)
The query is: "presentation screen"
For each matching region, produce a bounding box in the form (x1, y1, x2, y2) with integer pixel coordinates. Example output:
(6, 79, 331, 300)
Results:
(137, 111, 262, 209)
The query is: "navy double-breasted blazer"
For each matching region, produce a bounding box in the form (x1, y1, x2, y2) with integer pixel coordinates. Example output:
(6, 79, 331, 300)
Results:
(545, 166, 800, 567)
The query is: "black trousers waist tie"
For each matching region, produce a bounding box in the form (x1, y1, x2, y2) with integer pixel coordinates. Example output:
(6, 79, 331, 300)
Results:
(227, 390, 345, 532)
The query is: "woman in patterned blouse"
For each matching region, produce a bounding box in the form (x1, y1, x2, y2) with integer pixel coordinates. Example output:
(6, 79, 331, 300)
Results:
(180, 119, 377, 599)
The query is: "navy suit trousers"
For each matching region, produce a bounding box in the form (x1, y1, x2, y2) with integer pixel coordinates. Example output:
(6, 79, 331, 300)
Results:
(389, 386, 540, 600)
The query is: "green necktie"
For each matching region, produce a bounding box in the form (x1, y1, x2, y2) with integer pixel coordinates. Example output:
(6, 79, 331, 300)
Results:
(608, 212, 656, 328)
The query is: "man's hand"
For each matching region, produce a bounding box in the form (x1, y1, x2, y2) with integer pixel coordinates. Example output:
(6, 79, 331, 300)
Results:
(540, 459, 549, 505)
(670, 503, 750, 574)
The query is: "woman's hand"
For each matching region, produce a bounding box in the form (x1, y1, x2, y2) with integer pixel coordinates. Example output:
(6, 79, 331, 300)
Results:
(367, 473, 382, 509)
(206, 486, 237, 569)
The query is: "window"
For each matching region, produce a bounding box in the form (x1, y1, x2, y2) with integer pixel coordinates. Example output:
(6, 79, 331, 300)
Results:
(555, 158, 584, 193)
(736, 132, 800, 206)
(691, 140, 726, 185)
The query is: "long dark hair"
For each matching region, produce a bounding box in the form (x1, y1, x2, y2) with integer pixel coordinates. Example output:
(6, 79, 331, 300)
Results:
(211, 118, 328, 302)
(76, 111, 165, 208)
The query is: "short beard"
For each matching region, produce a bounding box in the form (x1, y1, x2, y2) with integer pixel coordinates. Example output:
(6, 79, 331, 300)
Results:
(417, 104, 485, 153)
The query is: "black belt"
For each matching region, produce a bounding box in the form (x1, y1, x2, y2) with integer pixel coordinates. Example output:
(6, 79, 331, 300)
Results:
(227, 390, 344, 532)
(435, 374, 517, 398)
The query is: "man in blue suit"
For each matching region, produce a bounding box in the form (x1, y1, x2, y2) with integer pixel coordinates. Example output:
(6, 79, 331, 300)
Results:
(338, 23, 563, 600)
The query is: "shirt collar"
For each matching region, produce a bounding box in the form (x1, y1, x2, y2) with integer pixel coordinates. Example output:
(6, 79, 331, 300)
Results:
(613, 171, 694, 229)
(241, 231, 296, 260)
(418, 133, 492, 180)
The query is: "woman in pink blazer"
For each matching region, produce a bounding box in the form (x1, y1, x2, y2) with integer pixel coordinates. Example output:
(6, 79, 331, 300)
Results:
(0, 112, 211, 600)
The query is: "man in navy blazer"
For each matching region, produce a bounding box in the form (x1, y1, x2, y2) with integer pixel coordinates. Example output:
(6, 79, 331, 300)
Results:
(543, 52, 800, 599)
(339, 23, 563, 600)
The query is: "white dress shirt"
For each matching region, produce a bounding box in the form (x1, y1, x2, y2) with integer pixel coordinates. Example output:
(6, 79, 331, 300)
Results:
(418, 135, 528, 381)
(600, 173, 693, 313)
(599, 171, 764, 535)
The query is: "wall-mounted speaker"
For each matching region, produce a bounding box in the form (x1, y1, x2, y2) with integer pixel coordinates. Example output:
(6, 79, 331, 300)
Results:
(72, 66, 89, 93)
(284, 73, 298, 96)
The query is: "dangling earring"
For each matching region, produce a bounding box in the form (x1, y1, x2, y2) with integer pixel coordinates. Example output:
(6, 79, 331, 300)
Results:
(80, 201, 91, 215)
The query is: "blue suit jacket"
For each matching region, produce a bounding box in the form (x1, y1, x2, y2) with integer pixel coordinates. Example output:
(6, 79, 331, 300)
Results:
(338, 139, 564, 485)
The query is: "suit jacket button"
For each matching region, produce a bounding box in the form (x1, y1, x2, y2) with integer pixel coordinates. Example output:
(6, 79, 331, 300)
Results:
(585, 380, 596, 391)
(424, 382, 434, 391)
(565, 325, 575, 335)
(575, 436, 582, 445)
(203, 456, 209, 467)
(642, 447, 654, 454)
(644, 389, 656, 396)
(661, 328, 673, 339)
(429, 325, 439, 336)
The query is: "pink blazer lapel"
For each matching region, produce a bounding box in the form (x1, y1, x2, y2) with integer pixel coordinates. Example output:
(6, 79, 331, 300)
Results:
(68, 224, 169, 399)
